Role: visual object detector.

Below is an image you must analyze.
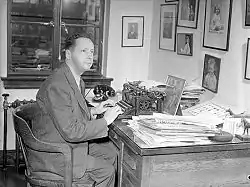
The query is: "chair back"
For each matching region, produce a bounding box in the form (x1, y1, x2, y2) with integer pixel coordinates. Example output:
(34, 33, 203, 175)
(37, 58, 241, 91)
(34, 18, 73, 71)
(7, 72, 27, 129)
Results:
(12, 102, 41, 176)
(13, 102, 94, 187)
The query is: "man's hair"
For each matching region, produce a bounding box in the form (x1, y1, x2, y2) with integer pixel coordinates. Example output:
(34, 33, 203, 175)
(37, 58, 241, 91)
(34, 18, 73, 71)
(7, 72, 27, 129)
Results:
(64, 32, 94, 50)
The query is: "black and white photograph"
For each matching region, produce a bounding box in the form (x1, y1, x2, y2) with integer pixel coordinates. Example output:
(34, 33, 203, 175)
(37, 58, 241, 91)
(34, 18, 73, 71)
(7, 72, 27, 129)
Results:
(122, 16, 144, 47)
(177, 33, 193, 56)
(202, 54, 221, 93)
(127, 23, 138, 39)
(209, 2, 224, 33)
(203, 0, 232, 51)
(159, 3, 178, 51)
(162, 75, 186, 115)
(177, 0, 199, 28)
(2, 1, 250, 187)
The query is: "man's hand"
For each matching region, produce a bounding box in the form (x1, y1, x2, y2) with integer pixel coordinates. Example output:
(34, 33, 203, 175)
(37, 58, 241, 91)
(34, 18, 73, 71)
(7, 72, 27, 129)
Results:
(91, 99, 116, 115)
(103, 106, 123, 125)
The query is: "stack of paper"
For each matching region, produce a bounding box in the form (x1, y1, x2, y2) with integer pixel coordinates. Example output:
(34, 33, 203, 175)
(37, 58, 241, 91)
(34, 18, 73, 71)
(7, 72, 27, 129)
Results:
(181, 83, 206, 109)
(127, 115, 221, 147)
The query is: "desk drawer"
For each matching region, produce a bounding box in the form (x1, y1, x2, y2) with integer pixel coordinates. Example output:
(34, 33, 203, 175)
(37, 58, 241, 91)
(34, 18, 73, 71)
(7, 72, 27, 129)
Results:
(108, 129, 121, 149)
(122, 163, 140, 187)
(123, 144, 141, 179)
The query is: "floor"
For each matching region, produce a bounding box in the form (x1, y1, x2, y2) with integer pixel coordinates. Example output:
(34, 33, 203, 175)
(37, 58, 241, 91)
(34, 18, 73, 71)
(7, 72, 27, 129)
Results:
(0, 166, 26, 187)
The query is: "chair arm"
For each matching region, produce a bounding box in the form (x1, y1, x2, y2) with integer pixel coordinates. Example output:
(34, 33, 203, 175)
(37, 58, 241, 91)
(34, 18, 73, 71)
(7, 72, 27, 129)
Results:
(25, 138, 73, 187)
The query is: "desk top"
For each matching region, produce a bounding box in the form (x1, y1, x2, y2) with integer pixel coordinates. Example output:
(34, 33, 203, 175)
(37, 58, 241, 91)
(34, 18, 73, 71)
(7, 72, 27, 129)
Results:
(110, 120, 250, 156)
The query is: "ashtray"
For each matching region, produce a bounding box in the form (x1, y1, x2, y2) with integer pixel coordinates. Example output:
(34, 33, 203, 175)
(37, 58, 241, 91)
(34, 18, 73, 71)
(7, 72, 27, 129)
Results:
(208, 131, 233, 142)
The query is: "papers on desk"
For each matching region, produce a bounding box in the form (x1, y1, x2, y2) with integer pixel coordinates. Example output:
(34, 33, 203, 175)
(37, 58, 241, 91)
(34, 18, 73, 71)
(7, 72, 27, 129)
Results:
(127, 114, 222, 147)
(181, 83, 205, 109)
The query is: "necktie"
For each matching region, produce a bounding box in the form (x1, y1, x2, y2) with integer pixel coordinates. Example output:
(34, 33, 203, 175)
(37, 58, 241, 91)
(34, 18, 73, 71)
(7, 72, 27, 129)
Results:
(80, 79, 85, 97)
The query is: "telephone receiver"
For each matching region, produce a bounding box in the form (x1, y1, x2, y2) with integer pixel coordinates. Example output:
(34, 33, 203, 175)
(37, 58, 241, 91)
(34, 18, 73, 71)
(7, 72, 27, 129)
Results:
(93, 84, 116, 102)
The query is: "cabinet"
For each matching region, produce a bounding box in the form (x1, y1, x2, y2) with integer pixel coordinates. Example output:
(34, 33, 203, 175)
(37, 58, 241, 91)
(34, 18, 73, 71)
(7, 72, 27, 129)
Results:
(2, 0, 112, 89)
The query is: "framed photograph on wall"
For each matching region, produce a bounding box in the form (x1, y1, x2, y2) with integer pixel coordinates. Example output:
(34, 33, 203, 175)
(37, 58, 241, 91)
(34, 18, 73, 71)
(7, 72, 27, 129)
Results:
(244, 38, 250, 80)
(202, 54, 221, 93)
(163, 75, 186, 115)
(176, 33, 193, 56)
(121, 16, 144, 47)
(159, 3, 178, 51)
(245, 0, 250, 26)
(203, 0, 233, 51)
(177, 0, 199, 28)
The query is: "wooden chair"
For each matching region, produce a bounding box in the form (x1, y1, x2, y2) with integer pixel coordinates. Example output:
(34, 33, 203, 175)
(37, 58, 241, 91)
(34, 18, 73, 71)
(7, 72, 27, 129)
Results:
(12, 102, 95, 187)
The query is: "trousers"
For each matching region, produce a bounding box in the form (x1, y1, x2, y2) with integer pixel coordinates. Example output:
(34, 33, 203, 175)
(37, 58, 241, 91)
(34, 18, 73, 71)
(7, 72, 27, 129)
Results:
(83, 140, 118, 187)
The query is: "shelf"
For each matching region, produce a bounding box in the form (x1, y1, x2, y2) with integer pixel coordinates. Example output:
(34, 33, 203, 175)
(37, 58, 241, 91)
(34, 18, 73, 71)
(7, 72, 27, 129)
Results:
(1, 75, 113, 89)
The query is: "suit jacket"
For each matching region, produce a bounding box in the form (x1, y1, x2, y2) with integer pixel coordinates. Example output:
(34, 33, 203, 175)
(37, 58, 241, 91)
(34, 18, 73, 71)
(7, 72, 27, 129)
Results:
(33, 63, 108, 179)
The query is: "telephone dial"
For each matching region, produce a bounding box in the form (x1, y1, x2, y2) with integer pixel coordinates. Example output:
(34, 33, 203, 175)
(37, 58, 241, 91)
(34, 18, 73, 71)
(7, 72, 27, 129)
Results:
(93, 84, 116, 102)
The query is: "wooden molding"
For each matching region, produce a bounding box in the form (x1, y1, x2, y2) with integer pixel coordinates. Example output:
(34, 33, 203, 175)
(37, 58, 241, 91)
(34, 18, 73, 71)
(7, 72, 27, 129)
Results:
(1, 75, 113, 89)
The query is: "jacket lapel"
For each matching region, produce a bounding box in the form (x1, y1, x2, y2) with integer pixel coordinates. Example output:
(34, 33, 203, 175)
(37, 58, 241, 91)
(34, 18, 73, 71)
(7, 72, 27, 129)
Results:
(62, 63, 91, 119)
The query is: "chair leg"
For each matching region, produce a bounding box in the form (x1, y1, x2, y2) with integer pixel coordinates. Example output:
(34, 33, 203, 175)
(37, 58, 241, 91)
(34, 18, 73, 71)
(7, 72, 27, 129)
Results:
(15, 134, 20, 172)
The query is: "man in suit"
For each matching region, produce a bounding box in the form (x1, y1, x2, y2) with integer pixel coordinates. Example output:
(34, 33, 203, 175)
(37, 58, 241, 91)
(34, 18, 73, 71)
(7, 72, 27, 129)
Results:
(127, 24, 138, 39)
(34, 33, 122, 187)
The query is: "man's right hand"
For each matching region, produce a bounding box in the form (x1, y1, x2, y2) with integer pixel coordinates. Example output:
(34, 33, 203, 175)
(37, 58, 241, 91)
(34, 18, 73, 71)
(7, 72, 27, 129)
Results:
(103, 106, 123, 125)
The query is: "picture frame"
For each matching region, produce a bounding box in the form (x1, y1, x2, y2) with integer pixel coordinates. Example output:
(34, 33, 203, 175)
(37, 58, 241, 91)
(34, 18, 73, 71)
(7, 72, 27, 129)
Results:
(202, 54, 221, 93)
(159, 3, 178, 51)
(177, 0, 200, 28)
(121, 16, 144, 47)
(245, 0, 250, 26)
(176, 33, 193, 56)
(203, 0, 233, 51)
(163, 75, 186, 115)
(244, 38, 250, 80)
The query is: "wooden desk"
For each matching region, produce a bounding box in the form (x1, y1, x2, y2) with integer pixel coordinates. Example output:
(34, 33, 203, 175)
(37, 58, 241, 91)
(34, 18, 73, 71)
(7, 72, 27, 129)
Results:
(109, 120, 250, 187)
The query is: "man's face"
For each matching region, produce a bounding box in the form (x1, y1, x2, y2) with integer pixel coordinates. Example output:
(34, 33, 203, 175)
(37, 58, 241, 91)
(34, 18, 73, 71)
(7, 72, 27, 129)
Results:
(69, 37, 94, 73)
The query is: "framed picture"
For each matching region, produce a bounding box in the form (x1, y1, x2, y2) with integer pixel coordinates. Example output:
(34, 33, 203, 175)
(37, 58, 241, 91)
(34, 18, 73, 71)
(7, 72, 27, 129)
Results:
(203, 0, 232, 51)
(163, 75, 186, 115)
(159, 3, 178, 51)
(245, 0, 250, 26)
(176, 33, 193, 56)
(121, 16, 144, 47)
(244, 38, 250, 80)
(202, 54, 221, 93)
(177, 0, 199, 28)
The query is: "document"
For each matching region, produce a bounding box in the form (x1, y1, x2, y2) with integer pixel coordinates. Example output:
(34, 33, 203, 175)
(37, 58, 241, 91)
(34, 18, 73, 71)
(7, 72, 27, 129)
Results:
(127, 115, 220, 147)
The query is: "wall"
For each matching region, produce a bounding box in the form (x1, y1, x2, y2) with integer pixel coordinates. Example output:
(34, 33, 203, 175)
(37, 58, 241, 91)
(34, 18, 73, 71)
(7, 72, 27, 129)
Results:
(106, 0, 153, 90)
(148, 0, 202, 84)
(147, 0, 250, 112)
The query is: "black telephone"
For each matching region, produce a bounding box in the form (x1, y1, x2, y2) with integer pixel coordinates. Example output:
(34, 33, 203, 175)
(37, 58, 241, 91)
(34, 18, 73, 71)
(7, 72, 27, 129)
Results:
(93, 84, 116, 102)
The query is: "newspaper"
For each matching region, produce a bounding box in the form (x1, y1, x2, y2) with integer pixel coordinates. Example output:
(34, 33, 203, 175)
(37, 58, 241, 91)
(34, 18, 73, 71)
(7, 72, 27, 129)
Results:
(127, 114, 222, 147)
